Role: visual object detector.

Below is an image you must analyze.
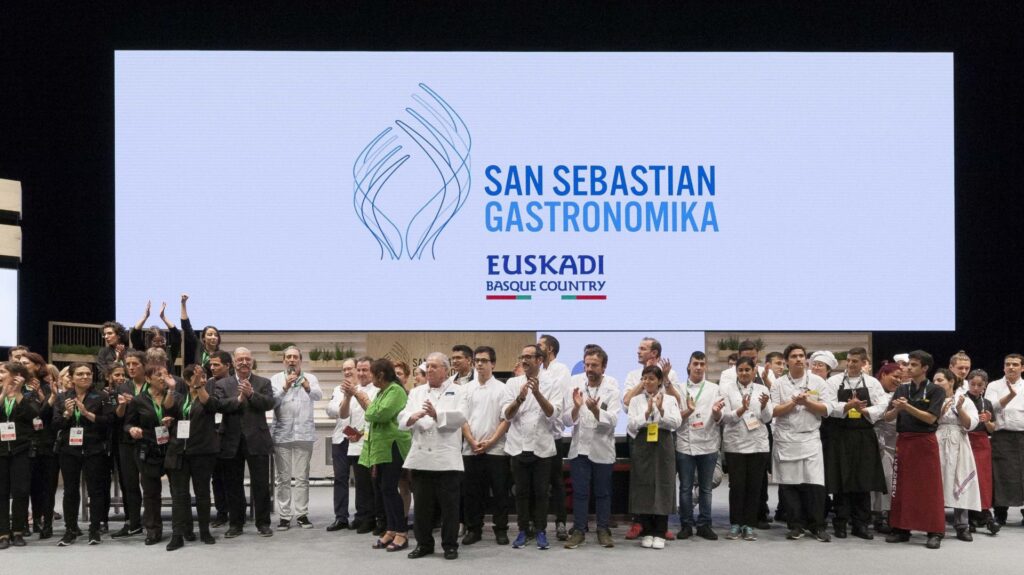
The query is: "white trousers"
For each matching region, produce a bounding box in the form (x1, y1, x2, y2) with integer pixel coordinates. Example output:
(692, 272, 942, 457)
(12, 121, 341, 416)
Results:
(274, 441, 314, 519)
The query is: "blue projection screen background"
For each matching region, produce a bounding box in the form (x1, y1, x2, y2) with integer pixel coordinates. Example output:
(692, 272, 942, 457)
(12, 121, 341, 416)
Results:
(115, 52, 953, 331)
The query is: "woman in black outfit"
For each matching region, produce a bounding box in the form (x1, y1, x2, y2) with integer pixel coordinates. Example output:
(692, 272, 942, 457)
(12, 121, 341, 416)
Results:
(180, 294, 221, 377)
(0, 361, 39, 549)
(130, 300, 182, 374)
(53, 363, 110, 546)
(124, 365, 177, 545)
(165, 365, 220, 551)
(96, 321, 129, 367)
(18, 352, 58, 539)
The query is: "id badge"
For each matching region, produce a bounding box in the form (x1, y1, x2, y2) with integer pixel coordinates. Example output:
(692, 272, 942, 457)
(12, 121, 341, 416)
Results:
(646, 422, 659, 442)
(848, 408, 862, 419)
(69, 427, 84, 446)
(744, 415, 761, 431)
(176, 420, 191, 439)
(691, 413, 705, 430)
(155, 426, 170, 445)
(214, 413, 223, 425)
(0, 422, 15, 441)
(33, 417, 44, 431)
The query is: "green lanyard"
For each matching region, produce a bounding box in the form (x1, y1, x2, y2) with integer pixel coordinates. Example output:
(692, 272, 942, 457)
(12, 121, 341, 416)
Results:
(182, 393, 193, 419)
(74, 406, 82, 425)
(201, 350, 210, 366)
(3, 397, 14, 418)
(134, 381, 148, 396)
(151, 396, 164, 421)
(691, 380, 707, 403)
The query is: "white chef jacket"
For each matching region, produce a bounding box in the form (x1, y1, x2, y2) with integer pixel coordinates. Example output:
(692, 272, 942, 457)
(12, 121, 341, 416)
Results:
(720, 380, 774, 453)
(462, 376, 508, 456)
(326, 385, 350, 445)
(985, 377, 1024, 431)
(342, 382, 378, 456)
(824, 373, 889, 421)
(445, 371, 475, 386)
(542, 362, 573, 440)
(719, 365, 777, 387)
(563, 374, 620, 464)
(771, 373, 827, 486)
(501, 372, 563, 458)
(673, 379, 722, 456)
(626, 391, 682, 438)
(400, 381, 469, 471)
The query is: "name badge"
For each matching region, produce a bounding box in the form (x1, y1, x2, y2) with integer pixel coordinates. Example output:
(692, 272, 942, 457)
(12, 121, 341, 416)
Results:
(691, 414, 705, 430)
(155, 426, 170, 445)
(848, 408, 862, 419)
(744, 415, 761, 431)
(176, 420, 191, 439)
(69, 427, 84, 446)
(33, 417, 44, 431)
(0, 422, 15, 441)
(215, 413, 223, 425)
(646, 422, 659, 442)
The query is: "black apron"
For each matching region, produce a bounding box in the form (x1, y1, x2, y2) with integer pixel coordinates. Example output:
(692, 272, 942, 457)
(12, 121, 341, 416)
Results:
(824, 379, 888, 494)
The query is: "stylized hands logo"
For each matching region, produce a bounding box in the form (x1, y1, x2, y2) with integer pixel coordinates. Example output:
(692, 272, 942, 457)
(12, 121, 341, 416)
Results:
(353, 84, 472, 260)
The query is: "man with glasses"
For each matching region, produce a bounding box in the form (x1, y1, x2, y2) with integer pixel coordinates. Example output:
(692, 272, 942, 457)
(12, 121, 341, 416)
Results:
(502, 344, 562, 550)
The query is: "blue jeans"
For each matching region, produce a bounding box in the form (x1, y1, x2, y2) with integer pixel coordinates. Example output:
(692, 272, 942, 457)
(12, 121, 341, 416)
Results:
(676, 451, 718, 527)
(570, 456, 612, 531)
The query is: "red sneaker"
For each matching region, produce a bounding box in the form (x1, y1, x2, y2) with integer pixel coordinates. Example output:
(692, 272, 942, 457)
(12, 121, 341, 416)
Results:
(625, 523, 642, 540)
(664, 530, 676, 541)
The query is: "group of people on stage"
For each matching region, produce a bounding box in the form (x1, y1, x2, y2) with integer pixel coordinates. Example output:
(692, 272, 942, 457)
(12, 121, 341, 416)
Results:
(3, 305, 1024, 558)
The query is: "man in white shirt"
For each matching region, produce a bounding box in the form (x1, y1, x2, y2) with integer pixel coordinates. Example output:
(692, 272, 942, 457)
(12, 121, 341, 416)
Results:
(447, 345, 476, 386)
(719, 339, 778, 388)
(461, 346, 511, 546)
(563, 347, 620, 549)
(867, 362, 900, 532)
(338, 356, 381, 534)
(985, 353, 1024, 526)
(325, 358, 357, 532)
(270, 346, 322, 530)
(401, 352, 469, 560)
(949, 350, 972, 382)
(502, 344, 563, 550)
(771, 344, 831, 542)
(674, 351, 723, 541)
(538, 334, 571, 541)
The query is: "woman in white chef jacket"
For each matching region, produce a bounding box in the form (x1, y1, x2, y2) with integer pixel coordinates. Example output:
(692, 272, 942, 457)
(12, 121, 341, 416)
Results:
(933, 368, 981, 541)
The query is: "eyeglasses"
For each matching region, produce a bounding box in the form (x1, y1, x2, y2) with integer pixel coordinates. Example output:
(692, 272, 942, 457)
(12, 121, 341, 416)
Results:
(474, 358, 492, 364)
(519, 354, 540, 361)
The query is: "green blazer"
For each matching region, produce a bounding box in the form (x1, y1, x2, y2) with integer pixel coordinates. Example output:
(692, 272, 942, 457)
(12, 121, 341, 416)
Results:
(358, 382, 411, 467)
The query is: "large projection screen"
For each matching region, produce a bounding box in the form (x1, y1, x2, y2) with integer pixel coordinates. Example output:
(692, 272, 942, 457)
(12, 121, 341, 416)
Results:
(115, 52, 953, 331)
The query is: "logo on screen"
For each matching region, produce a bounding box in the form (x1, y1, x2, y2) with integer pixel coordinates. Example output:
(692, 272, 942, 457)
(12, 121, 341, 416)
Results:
(353, 84, 472, 260)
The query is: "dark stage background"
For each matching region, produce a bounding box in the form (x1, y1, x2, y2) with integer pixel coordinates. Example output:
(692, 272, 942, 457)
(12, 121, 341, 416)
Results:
(1, 1, 1021, 373)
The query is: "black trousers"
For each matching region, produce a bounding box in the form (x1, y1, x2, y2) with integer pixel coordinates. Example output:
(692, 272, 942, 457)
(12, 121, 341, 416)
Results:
(168, 454, 216, 535)
(638, 513, 668, 536)
(371, 444, 406, 532)
(411, 469, 462, 551)
(117, 442, 143, 529)
(60, 453, 108, 531)
(511, 452, 551, 531)
(463, 453, 511, 534)
(780, 484, 826, 531)
(0, 452, 31, 536)
(547, 454, 566, 524)
(834, 491, 871, 529)
(139, 461, 165, 534)
(212, 458, 228, 518)
(222, 440, 272, 529)
(29, 452, 59, 528)
(352, 460, 376, 527)
(331, 441, 351, 522)
(99, 452, 114, 525)
(725, 452, 769, 527)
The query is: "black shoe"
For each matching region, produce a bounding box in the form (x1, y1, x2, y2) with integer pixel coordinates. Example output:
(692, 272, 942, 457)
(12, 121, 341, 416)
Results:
(495, 530, 510, 545)
(851, 526, 874, 540)
(956, 528, 973, 542)
(200, 531, 216, 544)
(68, 526, 83, 538)
(39, 524, 53, 540)
(969, 524, 977, 533)
(372, 522, 386, 537)
(144, 531, 163, 545)
(257, 525, 274, 537)
(183, 532, 197, 542)
(874, 521, 891, 534)
(32, 520, 41, 534)
(277, 519, 290, 531)
(296, 515, 313, 529)
(986, 519, 1001, 535)
(461, 531, 481, 545)
(210, 515, 229, 528)
(0, 537, 9, 550)
(88, 530, 102, 545)
(110, 526, 133, 539)
(786, 527, 804, 540)
(926, 534, 942, 549)
(833, 525, 847, 539)
(444, 548, 459, 560)
(886, 531, 911, 543)
(224, 527, 243, 538)
(166, 535, 184, 551)
(677, 525, 693, 539)
(555, 522, 568, 541)
(756, 520, 771, 530)
(812, 529, 831, 543)
(326, 520, 349, 532)
(407, 546, 434, 559)
(11, 534, 26, 547)
(696, 525, 719, 540)
(58, 532, 76, 546)
(355, 521, 373, 534)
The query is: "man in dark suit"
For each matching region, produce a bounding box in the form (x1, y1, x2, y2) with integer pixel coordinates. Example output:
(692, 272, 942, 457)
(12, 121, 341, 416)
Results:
(214, 348, 276, 537)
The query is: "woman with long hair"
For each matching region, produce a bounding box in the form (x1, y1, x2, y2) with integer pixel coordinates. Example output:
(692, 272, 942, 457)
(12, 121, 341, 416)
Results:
(0, 361, 38, 549)
(934, 367, 982, 541)
(180, 294, 221, 377)
(19, 353, 59, 539)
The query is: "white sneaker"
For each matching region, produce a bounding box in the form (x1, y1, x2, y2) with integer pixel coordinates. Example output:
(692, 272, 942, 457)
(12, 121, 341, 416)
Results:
(641, 535, 654, 548)
(652, 537, 666, 549)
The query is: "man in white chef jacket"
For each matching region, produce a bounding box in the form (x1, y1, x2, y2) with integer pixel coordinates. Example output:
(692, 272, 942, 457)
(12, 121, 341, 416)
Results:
(400, 352, 469, 560)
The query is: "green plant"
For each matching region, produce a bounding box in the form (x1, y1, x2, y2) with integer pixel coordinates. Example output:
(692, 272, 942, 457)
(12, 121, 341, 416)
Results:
(717, 336, 740, 351)
(268, 342, 296, 352)
(753, 338, 766, 351)
(308, 348, 323, 361)
(52, 343, 102, 356)
(834, 351, 848, 361)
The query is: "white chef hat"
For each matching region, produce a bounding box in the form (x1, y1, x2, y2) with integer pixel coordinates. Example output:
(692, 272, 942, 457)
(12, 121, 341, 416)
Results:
(809, 350, 838, 370)
(893, 353, 909, 364)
